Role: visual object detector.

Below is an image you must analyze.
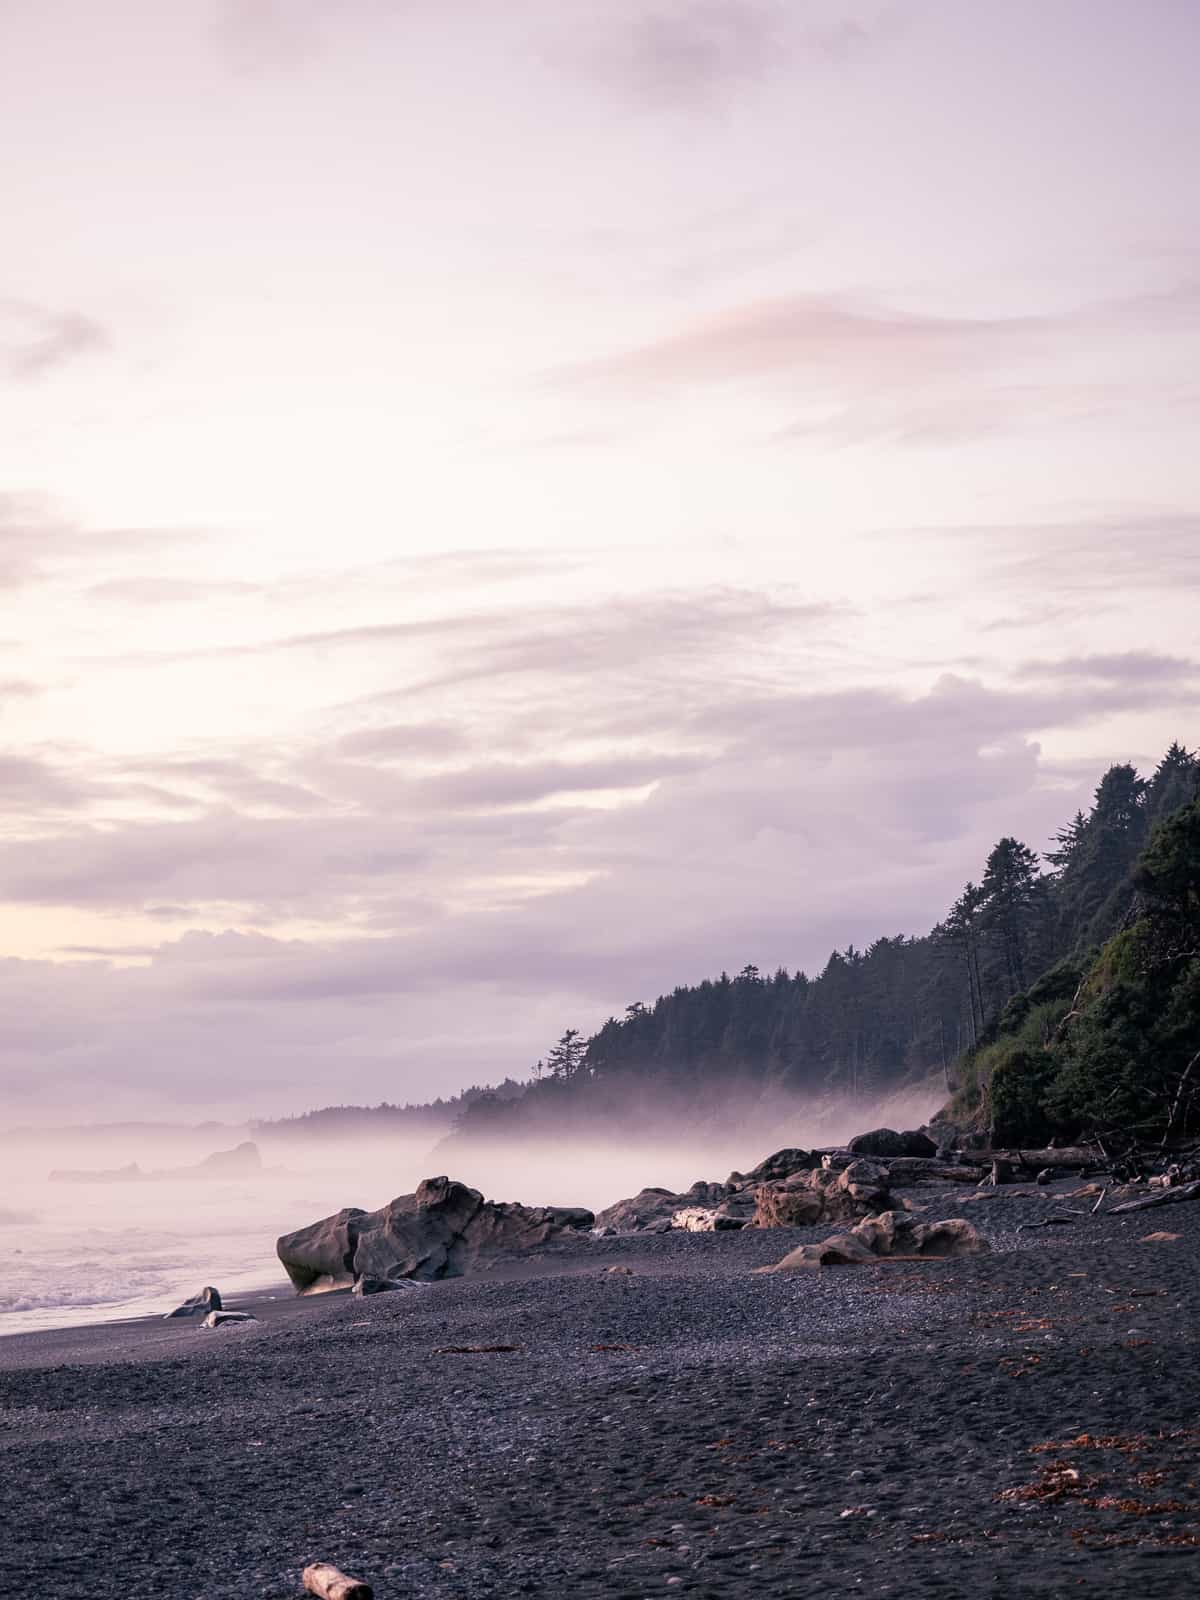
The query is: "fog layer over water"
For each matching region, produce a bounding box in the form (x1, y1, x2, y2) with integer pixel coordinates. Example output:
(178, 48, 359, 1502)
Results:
(0, 1085, 941, 1334)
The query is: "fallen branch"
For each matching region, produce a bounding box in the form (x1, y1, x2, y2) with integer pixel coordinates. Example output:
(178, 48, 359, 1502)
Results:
(1091, 1187, 1109, 1216)
(1109, 1180, 1200, 1215)
(303, 1563, 373, 1600)
(1015, 1215, 1081, 1232)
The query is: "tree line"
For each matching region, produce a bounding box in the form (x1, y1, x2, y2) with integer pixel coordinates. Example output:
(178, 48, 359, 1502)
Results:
(454, 742, 1198, 1139)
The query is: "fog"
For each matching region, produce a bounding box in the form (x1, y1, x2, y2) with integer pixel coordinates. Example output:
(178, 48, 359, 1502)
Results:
(0, 1081, 943, 1335)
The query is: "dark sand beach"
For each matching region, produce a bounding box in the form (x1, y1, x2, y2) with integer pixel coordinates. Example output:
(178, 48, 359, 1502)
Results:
(3, 1187, 1199, 1599)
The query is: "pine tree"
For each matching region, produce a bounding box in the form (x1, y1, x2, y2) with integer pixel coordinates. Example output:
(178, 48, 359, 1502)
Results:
(546, 1028, 588, 1082)
(939, 882, 987, 1045)
(980, 837, 1042, 1001)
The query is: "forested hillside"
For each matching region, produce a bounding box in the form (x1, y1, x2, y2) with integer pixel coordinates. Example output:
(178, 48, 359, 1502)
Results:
(452, 742, 1198, 1141)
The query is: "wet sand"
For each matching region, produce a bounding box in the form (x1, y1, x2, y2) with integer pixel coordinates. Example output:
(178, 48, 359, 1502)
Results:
(2, 1187, 1198, 1598)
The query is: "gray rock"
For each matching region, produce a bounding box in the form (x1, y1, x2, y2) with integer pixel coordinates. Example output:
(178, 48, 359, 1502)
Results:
(735, 1148, 816, 1184)
(594, 1187, 689, 1233)
(278, 1176, 595, 1293)
(200, 1309, 256, 1327)
(163, 1285, 222, 1319)
(274, 1205, 369, 1294)
(847, 1128, 938, 1159)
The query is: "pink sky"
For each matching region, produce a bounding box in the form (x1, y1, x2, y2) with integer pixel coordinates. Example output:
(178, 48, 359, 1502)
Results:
(2, 1, 1199, 1120)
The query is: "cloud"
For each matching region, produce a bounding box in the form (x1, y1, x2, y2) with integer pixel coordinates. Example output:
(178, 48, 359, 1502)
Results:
(335, 722, 469, 762)
(0, 678, 41, 703)
(564, 292, 1031, 387)
(1015, 651, 1200, 685)
(0, 496, 202, 590)
(0, 300, 107, 381)
(92, 587, 838, 693)
(3, 538, 1196, 1118)
(412, 751, 703, 810)
(931, 512, 1200, 596)
(0, 670, 1107, 1118)
(87, 577, 262, 605)
(561, 280, 1200, 446)
(0, 753, 101, 814)
(565, 1, 888, 109)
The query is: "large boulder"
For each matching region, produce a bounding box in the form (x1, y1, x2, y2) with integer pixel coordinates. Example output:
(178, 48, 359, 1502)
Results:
(275, 1205, 369, 1294)
(277, 1177, 594, 1294)
(761, 1210, 988, 1271)
(847, 1128, 938, 1159)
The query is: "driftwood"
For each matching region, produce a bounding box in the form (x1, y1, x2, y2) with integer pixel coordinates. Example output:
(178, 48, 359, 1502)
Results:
(885, 1158, 992, 1183)
(1091, 1186, 1108, 1215)
(303, 1562, 373, 1600)
(1108, 1179, 1200, 1215)
(992, 1147, 1102, 1171)
(1015, 1214, 1081, 1232)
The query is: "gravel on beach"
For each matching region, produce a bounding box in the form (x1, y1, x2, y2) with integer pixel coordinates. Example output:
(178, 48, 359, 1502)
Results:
(2, 1185, 1199, 1600)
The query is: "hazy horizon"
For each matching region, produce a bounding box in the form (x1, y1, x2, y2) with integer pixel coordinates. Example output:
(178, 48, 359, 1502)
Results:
(3, 1, 1200, 1122)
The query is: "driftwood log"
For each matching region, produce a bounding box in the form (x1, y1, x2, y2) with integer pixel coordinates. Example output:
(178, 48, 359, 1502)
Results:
(1108, 1179, 1200, 1215)
(302, 1562, 374, 1600)
(988, 1147, 1103, 1171)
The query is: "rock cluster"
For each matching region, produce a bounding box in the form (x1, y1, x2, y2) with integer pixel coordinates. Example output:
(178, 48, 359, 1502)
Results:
(277, 1176, 595, 1294)
(760, 1210, 988, 1271)
(596, 1147, 903, 1236)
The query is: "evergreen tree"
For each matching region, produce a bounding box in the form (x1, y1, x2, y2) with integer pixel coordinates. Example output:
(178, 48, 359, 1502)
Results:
(938, 882, 987, 1045)
(979, 837, 1043, 1001)
(546, 1028, 588, 1082)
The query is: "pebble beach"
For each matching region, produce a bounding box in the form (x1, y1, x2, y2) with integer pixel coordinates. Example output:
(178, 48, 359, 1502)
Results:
(2, 1185, 1198, 1600)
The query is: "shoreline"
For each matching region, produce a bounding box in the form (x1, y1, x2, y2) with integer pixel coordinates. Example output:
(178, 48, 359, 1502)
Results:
(3, 1189, 1198, 1596)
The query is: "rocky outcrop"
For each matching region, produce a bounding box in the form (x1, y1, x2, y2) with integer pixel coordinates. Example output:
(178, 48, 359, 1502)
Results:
(727, 1148, 817, 1185)
(163, 1285, 222, 1319)
(751, 1181, 826, 1227)
(753, 1157, 893, 1228)
(50, 1140, 265, 1185)
(277, 1177, 595, 1294)
(599, 1151, 898, 1235)
(595, 1180, 730, 1234)
(847, 1128, 938, 1159)
(760, 1211, 989, 1271)
(193, 1140, 262, 1177)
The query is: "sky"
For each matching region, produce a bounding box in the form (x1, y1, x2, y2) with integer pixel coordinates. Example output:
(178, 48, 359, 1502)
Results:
(2, 0, 1199, 1122)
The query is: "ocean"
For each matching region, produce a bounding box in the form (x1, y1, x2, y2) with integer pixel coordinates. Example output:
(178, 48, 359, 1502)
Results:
(0, 1126, 444, 1335)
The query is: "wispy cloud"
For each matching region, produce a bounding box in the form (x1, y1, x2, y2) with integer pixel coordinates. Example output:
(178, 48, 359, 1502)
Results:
(565, 1, 889, 110)
(0, 300, 107, 381)
(1015, 651, 1200, 685)
(0, 496, 202, 590)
